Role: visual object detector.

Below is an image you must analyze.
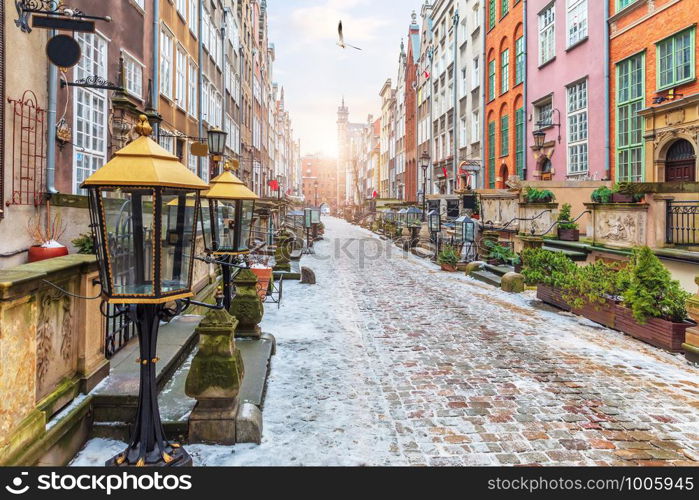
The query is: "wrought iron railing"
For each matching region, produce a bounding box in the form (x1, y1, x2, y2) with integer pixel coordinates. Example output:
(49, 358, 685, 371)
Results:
(666, 201, 699, 246)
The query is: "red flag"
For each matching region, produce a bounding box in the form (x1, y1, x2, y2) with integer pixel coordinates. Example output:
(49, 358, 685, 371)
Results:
(423, 70, 430, 79)
(372, 190, 378, 199)
(268, 180, 279, 191)
(442, 167, 448, 178)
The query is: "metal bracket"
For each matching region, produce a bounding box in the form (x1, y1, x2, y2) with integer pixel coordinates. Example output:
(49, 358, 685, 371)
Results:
(61, 76, 124, 92)
(14, 0, 110, 33)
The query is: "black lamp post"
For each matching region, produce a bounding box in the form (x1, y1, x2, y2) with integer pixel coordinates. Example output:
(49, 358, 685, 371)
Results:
(314, 180, 319, 207)
(83, 116, 208, 467)
(420, 151, 430, 221)
(201, 160, 259, 310)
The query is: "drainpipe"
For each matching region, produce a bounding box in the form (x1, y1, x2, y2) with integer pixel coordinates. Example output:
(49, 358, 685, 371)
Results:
(197, 0, 204, 179)
(522, 0, 528, 182)
(152, 0, 160, 139)
(480, 3, 486, 189)
(46, 29, 58, 194)
(222, 8, 230, 140)
(604, 0, 611, 181)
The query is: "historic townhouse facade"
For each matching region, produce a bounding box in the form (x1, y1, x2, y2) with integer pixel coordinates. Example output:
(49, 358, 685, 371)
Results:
(610, 0, 699, 183)
(405, 13, 422, 203)
(484, 0, 525, 188)
(395, 41, 407, 200)
(526, 0, 608, 182)
(417, 3, 435, 202)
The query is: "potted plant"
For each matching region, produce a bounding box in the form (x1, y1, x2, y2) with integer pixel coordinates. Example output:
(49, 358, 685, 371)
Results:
(471, 197, 481, 220)
(591, 186, 614, 204)
(438, 244, 460, 272)
(71, 233, 95, 254)
(485, 240, 521, 268)
(523, 187, 556, 204)
(592, 185, 645, 204)
(556, 203, 579, 241)
(249, 255, 273, 301)
(27, 210, 68, 263)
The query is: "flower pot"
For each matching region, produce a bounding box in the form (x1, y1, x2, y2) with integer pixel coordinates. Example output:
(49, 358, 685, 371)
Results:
(440, 263, 458, 272)
(27, 245, 69, 263)
(250, 267, 273, 301)
(557, 228, 580, 242)
(471, 214, 480, 220)
(614, 304, 692, 352)
(611, 193, 635, 203)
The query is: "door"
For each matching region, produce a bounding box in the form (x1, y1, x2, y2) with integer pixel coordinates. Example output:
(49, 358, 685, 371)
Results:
(666, 139, 696, 182)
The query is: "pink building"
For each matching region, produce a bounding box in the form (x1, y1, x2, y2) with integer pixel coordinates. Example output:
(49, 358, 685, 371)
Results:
(526, 0, 608, 182)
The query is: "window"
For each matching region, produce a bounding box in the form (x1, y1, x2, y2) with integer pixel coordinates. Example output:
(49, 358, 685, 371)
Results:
(567, 0, 588, 47)
(500, 114, 509, 156)
(460, 118, 467, 147)
(188, 0, 198, 34)
(187, 144, 198, 174)
(472, 57, 480, 90)
(188, 60, 197, 116)
(538, 3, 555, 65)
(656, 27, 695, 90)
(160, 29, 173, 98)
(616, 0, 634, 12)
(203, 11, 210, 50)
(488, 121, 496, 188)
(202, 78, 209, 121)
(132, 0, 144, 10)
(535, 99, 553, 128)
(74, 33, 107, 195)
(175, 46, 186, 108)
(515, 36, 525, 84)
(501, 49, 510, 94)
(472, 111, 480, 143)
(616, 53, 645, 182)
(122, 52, 143, 99)
(488, 59, 495, 101)
(501, 0, 509, 17)
(159, 133, 174, 153)
(567, 79, 588, 174)
(209, 84, 216, 125)
(515, 107, 525, 177)
(488, 0, 496, 30)
(176, 0, 186, 19)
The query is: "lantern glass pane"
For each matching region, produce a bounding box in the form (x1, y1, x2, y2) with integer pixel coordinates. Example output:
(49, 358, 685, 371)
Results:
(213, 200, 237, 252)
(101, 188, 155, 296)
(311, 209, 321, 224)
(161, 190, 198, 293)
(199, 199, 212, 251)
(238, 200, 255, 252)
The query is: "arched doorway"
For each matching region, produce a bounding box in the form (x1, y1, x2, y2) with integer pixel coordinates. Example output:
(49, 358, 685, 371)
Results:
(496, 164, 509, 189)
(666, 139, 696, 182)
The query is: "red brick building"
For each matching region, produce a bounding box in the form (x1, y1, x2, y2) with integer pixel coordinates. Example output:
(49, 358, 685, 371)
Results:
(609, 0, 699, 183)
(405, 12, 422, 203)
(484, 0, 525, 188)
(301, 154, 338, 210)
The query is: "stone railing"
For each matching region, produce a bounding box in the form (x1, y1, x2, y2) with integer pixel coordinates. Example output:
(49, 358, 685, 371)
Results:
(0, 255, 108, 465)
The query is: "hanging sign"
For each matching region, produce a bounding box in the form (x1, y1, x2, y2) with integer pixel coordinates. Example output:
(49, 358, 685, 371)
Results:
(32, 14, 95, 32)
(46, 34, 82, 68)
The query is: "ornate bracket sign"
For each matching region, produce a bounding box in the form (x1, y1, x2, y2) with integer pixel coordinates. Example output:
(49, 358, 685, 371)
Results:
(60, 76, 124, 92)
(15, 1, 110, 33)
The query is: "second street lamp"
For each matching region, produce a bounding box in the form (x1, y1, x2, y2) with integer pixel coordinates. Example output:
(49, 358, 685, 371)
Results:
(420, 151, 430, 221)
(83, 116, 208, 467)
(207, 127, 227, 157)
(201, 160, 259, 310)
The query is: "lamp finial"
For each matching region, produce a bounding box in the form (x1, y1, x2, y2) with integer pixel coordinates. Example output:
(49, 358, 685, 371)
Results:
(224, 159, 240, 172)
(135, 115, 153, 137)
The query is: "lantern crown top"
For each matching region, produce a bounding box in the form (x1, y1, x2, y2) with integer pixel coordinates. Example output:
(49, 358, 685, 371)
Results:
(203, 169, 259, 201)
(134, 114, 153, 137)
(81, 117, 208, 190)
(223, 159, 240, 172)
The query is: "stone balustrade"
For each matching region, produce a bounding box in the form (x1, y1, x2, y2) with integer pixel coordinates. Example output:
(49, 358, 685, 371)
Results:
(0, 255, 107, 465)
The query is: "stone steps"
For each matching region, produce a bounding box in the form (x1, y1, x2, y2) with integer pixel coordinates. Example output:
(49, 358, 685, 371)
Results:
(469, 269, 503, 287)
(542, 244, 588, 261)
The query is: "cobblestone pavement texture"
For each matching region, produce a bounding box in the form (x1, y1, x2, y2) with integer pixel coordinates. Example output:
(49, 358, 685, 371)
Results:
(75, 217, 699, 466)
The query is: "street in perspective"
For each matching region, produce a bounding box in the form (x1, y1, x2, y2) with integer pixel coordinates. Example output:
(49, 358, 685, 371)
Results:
(0, 0, 698, 493)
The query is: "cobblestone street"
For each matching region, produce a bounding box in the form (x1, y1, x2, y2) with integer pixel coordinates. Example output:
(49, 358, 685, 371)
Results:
(75, 217, 699, 466)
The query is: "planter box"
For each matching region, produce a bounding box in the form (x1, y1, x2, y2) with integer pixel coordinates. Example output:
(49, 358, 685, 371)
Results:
(557, 228, 580, 242)
(536, 284, 572, 312)
(537, 284, 691, 352)
(614, 304, 691, 353)
(440, 263, 458, 272)
(611, 193, 635, 203)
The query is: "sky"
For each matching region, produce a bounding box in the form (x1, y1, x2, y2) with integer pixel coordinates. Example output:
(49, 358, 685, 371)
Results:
(268, 0, 426, 158)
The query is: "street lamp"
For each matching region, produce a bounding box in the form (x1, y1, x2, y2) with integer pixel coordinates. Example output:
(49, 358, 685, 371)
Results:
(201, 160, 259, 310)
(428, 209, 442, 260)
(420, 151, 430, 221)
(83, 116, 208, 467)
(532, 129, 546, 150)
(207, 127, 227, 157)
(455, 215, 476, 245)
(313, 179, 319, 207)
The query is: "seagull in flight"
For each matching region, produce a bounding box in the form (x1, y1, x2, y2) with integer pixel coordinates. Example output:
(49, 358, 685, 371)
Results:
(337, 21, 362, 50)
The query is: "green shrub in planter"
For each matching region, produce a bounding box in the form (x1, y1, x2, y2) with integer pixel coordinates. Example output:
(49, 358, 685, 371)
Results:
(438, 245, 460, 267)
(557, 203, 578, 231)
(521, 248, 577, 286)
(622, 247, 690, 324)
(523, 187, 555, 204)
(71, 233, 95, 255)
(485, 240, 520, 266)
(591, 186, 613, 204)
